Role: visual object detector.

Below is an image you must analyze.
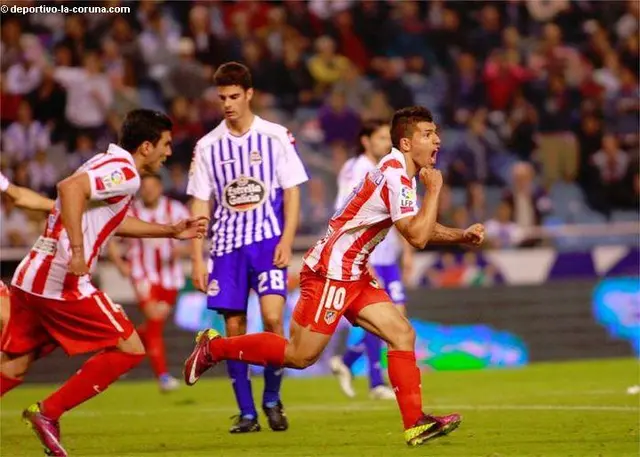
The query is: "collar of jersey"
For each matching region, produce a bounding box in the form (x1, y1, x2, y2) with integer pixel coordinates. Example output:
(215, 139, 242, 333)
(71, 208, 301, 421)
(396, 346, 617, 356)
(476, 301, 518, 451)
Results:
(389, 147, 407, 170)
(106, 143, 135, 163)
(223, 115, 260, 145)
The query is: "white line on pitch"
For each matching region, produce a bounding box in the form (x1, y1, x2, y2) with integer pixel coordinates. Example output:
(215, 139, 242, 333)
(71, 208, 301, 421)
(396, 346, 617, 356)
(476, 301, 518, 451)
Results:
(1, 403, 637, 418)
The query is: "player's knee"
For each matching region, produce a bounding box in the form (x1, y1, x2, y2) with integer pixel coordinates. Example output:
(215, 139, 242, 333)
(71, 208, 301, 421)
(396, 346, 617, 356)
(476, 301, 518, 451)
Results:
(262, 312, 283, 334)
(0, 352, 31, 379)
(285, 348, 320, 370)
(387, 318, 415, 351)
(225, 315, 247, 336)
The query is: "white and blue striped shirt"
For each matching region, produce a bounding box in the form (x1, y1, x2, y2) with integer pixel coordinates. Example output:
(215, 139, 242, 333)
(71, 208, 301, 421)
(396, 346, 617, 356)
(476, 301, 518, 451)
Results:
(187, 116, 308, 257)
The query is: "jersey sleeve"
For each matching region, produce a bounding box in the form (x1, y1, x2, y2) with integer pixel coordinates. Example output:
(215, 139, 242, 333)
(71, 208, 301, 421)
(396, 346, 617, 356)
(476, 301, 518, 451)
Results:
(386, 171, 419, 223)
(275, 130, 309, 189)
(0, 171, 10, 192)
(186, 143, 214, 201)
(86, 164, 139, 201)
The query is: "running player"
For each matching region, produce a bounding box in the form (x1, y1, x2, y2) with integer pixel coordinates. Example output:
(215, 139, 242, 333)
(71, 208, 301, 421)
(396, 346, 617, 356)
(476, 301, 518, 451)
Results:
(109, 174, 190, 392)
(185, 106, 486, 446)
(187, 62, 308, 433)
(0, 109, 208, 457)
(329, 120, 412, 400)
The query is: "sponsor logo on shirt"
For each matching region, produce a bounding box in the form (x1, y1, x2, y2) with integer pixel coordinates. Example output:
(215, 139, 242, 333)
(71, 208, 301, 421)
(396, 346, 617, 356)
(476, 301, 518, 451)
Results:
(222, 175, 267, 212)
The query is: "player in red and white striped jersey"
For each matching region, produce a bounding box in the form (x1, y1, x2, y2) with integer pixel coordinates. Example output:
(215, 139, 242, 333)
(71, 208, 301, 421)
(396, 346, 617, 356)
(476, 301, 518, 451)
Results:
(185, 106, 486, 447)
(110, 174, 190, 392)
(0, 110, 208, 457)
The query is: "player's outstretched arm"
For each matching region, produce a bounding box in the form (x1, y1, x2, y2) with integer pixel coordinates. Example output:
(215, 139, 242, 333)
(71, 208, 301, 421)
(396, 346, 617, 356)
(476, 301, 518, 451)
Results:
(394, 168, 443, 249)
(57, 172, 91, 275)
(189, 197, 210, 292)
(1, 172, 55, 212)
(430, 223, 486, 247)
(116, 215, 208, 239)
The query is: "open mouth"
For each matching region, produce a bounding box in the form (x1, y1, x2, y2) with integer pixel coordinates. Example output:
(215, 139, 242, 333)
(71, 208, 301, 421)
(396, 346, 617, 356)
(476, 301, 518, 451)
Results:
(430, 149, 439, 163)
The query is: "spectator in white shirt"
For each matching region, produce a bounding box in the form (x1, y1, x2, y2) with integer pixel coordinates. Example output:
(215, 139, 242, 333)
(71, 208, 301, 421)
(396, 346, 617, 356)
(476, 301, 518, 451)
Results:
(5, 45, 43, 95)
(2, 100, 50, 164)
(52, 50, 113, 131)
(28, 150, 58, 196)
(0, 193, 33, 247)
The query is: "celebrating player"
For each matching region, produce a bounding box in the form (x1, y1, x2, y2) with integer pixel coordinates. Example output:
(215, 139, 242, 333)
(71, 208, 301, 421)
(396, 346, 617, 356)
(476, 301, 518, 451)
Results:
(187, 62, 308, 433)
(109, 173, 191, 392)
(0, 110, 208, 457)
(329, 120, 413, 400)
(185, 106, 486, 447)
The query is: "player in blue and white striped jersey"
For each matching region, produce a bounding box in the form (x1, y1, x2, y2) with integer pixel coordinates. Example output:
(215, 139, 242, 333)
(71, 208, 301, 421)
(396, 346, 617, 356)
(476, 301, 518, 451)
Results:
(187, 62, 308, 434)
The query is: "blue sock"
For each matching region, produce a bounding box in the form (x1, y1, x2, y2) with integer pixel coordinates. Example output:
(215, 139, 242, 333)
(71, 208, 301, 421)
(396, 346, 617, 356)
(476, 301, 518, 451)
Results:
(342, 334, 367, 369)
(227, 361, 257, 419)
(364, 332, 385, 389)
(263, 366, 283, 407)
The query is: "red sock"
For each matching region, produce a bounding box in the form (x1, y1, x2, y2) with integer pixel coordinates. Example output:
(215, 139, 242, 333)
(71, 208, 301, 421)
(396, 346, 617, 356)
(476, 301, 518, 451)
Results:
(0, 373, 22, 397)
(141, 319, 167, 377)
(388, 350, 424, 429)
(209, 332, 286, 367)
(42, 349, 144, 420)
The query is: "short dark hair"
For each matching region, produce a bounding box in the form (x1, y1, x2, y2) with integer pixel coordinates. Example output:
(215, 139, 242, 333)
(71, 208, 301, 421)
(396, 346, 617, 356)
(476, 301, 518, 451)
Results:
(213, 62, 253, 90)
(119, 109, 173, 152)
(390, 106, 434, 149)
(357, 119, 388, 154)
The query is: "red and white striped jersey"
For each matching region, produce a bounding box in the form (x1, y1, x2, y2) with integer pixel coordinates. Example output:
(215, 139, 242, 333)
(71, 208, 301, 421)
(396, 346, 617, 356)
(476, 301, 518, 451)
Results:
(127, 196, 189, 290)
(304, 148, 418, 281)
(12, 144, 140, 300)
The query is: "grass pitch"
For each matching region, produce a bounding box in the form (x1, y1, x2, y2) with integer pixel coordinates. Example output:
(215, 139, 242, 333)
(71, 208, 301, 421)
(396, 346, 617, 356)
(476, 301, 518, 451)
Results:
(1, 358, 638, 457)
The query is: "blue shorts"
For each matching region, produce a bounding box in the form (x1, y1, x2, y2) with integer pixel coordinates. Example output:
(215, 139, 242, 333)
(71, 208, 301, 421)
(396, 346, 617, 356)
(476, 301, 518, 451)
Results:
(207, 238, 287, 314)
(373, 264, 406, 305)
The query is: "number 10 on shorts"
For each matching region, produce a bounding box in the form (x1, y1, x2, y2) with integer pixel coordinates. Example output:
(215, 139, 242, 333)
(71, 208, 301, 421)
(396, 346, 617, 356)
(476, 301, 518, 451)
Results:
(314, 282, 346, 324)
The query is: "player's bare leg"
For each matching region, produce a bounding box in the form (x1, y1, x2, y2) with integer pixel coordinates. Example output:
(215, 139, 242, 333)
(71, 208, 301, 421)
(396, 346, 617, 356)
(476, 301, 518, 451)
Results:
(354, 302, 461, 446)
(260, 294, 288, 431)
(21, 332, 145, 457)
(184, 319, 331, 384)
(138, 300, 178, 392)
(0, 351, 34, 395)
(224, 312, 261, 433)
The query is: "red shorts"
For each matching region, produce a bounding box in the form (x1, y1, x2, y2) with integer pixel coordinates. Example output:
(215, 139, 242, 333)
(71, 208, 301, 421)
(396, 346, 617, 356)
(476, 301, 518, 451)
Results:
(292, 265, 391, 335)
(1, 287, 135, 356)
(132, 280, 178, 310)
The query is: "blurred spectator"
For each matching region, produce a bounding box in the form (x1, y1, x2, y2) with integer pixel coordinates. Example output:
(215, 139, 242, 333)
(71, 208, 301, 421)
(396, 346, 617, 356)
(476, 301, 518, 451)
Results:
(318, 90, 360, 147)
(240, 39, 275, 94)
(429, 8, 466, 71)
(307, 36, 351, 95)
(166, 163, 189, 203)
(437, 184, 456, 227)
(535, 75, 579, 187)
(28, 150, 57, 196)
(446, 53, 483, 126)
(110, 59, 141, 119)
(470, 4, 502, 61)
(330, 9, 369, 71)
(12, 162, 31, 188)
(466, 182, 487, 223)
(52, 51, 113, 143)
(589, 134, 634, 212)
(163, 38, 210, 101)
(257, 7, 295, 62)
(0, 193, 33, 248)
(577, 114, 604, 187)
(375, 58, 414, 110)
(360, 91, 393, 123)
(170, 96, 204, 165)
(0, 18, 23, 72)
(5, 37, 43, 95)
(299, 177, 330, 235)
(502, 92, 538, 162)
(485, 201, 524, 249)
(139, 8, 181, 83)
(332, 62, 372, 113)
(502, 162, 552, 244)
(449, 110, 506, 186)
(604, 67, 639, 146)
(59, 15, 99, 66)
(271, 42, 315, 113)
(187, 5, 226, 67)
(615, 0, 639, 40)
(2, 100, 50, 164)
(451, 206, 470, 229)
(483, 50, 528, 112)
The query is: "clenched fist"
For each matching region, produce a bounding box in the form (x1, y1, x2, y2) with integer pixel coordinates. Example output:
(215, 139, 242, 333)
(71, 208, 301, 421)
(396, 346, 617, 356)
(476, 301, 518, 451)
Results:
(463, 223, 485, 247)
(419, 167, 443, 194)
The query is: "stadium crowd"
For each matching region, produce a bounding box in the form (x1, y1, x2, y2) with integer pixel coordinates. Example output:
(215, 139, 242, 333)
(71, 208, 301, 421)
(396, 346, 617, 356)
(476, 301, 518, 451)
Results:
(1, 0, 638, 250)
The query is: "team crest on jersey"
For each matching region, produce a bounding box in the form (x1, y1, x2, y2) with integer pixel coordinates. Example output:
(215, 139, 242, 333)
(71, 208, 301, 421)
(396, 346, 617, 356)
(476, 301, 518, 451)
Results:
(207, 279, 220, 296)
(222, 175, 267, 212)
(249, 150, 262, 165)
(324, 310, 337, 325)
